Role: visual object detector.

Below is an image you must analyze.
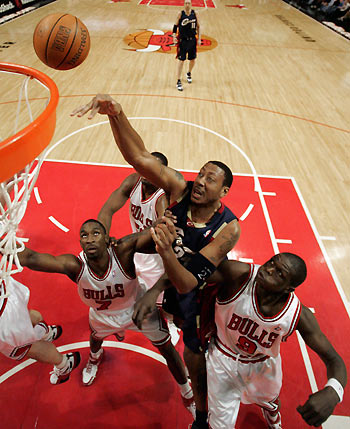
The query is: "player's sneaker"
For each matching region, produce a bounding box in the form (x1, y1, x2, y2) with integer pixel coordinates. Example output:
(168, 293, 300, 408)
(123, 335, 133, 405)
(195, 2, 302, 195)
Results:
(82, 349, 104, 386)
(43, 325, 63, 342)
(177, 80, 183, 91)
(50, 352, 81, 385)
(187, 72, 192, 83)
(262, 408, 282, 429)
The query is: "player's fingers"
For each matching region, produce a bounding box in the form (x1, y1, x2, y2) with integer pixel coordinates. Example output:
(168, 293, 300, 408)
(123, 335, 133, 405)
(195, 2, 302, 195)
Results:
(132, 307, 143, 329)
(70, 100, 93, 117)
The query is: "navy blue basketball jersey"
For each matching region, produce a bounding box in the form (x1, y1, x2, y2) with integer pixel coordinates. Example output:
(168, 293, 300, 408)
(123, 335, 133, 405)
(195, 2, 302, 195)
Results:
(169, 181, 238, 263)
(163, 181, 238, 352)
(178, 10, 197, 39)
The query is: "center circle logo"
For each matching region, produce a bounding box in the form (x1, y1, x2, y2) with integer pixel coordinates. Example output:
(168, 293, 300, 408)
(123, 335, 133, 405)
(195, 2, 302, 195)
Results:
(123, 29, 218, 53)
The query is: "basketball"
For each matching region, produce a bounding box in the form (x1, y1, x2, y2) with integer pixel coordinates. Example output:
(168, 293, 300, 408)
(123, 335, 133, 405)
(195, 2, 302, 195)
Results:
(33, 13, 90, 70)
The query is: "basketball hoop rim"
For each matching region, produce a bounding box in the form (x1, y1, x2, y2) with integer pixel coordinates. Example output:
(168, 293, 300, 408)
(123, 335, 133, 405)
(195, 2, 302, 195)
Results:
(0, 62, 59, 182)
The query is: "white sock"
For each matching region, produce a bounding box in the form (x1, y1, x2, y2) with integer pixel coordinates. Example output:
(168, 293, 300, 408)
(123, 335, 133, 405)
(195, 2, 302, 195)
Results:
(57, 354, 68, 369)
(179, 380, 192, 398)
(90, 348, 103, 359)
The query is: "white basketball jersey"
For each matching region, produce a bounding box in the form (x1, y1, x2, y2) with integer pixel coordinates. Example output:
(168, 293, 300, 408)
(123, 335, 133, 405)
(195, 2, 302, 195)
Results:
(75, 247, 141, 315)
(215, 264, 301, 361)
(129, 177, 166, 232)
(129, 177, 166, 289)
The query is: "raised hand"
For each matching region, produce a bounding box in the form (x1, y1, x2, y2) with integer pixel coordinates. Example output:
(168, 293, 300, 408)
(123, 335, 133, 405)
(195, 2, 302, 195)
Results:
(70, 94, 121, 120)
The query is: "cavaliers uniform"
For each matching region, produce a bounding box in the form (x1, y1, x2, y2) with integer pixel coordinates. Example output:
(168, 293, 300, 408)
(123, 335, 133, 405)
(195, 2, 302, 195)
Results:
(0, 277, 44, 360)
(129, 176, 166, 290)
(163, 181, 238, 352)
(177, 9, 198, 61)
(206, 264, 301, 429)
(76, 247, 170, 346)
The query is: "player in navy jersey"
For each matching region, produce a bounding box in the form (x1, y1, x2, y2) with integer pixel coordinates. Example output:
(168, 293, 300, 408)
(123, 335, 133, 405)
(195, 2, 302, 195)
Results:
(72, 95, 241, 429)
(150, 224, 347, 429)
(172, 0, 201, 91)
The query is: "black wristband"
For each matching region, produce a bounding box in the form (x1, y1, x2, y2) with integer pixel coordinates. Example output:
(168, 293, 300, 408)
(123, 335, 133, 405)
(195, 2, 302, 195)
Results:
(172, 25, 177, 34)
(185, 253, 216, 287)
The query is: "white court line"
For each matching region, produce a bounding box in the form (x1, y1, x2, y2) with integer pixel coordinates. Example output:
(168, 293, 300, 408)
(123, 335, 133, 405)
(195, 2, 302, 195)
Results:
(239, 203, 254, 221)
(275, 239, 292, 244)
(48, 216, 69, 233)
(320, 236, 336, 241)
(0, 341, 166, 384)
(262, 192, 276, 196)
(296, 332, 318, 393)
(33, 187, 42, 204)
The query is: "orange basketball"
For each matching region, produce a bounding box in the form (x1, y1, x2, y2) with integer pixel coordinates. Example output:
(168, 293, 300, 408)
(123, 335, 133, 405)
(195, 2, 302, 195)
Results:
(33, 13, 90, 70)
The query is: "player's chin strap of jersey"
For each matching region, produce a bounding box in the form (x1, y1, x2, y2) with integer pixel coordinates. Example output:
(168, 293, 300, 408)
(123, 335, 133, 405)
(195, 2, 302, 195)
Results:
(185, 252, 216, 287)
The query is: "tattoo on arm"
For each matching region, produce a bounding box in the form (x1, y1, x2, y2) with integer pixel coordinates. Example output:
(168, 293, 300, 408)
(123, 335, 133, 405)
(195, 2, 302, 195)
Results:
(218, 233, 237, 255)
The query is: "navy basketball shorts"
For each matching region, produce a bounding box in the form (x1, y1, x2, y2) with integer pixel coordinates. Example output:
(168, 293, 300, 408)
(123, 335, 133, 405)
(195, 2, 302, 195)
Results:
(177, 37, 197, 61)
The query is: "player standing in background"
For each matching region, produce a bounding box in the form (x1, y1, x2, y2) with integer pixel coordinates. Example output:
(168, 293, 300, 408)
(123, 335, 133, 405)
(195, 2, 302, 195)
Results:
(173, 0, 201, 91)
(150, 219, 347, 429)
(98, 151, 180, 345)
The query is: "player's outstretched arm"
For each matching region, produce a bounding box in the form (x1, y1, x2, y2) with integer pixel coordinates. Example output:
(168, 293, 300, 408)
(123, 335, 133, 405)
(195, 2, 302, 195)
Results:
(98, 173, 139, 235)
(18, 247, 81, 281)
(71, 94, 187, 201)
(296, 305, 347, 427)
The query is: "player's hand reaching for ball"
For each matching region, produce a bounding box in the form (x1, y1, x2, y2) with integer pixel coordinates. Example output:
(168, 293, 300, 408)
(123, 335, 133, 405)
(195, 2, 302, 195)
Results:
(71, 94, 121, 119)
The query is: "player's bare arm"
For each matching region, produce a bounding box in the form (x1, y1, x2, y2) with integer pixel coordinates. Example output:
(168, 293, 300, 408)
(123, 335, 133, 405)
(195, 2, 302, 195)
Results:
(213, 259, 251, 301)
(172, 12, 181, 44)
(296, 305, 347, 427)
(71, 94, 186, 202)
(18, 247, 81, 281)
(132, 274, 173, 330)
(155, 193, 170, 219)
(200, 219, 241, 265)
(112, 227, 156, 278)
(196, 13, 201, 45)
(98, 173, 139, 234)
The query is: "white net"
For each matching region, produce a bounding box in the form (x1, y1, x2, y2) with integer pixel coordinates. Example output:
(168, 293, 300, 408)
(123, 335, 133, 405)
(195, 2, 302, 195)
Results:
(0, 67, 53, 293)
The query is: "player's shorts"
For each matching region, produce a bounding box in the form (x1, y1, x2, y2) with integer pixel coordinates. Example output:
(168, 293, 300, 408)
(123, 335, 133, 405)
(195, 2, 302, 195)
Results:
(0, 278, 39, 360)
(206, 341, 282, 429)
(134, 253, 165, 305)
(89, 301, 170, 346)
(177, 37, 197, 61)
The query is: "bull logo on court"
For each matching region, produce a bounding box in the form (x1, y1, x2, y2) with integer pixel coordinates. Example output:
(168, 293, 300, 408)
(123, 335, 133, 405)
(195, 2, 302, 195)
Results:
(123, 29, 217, 53)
